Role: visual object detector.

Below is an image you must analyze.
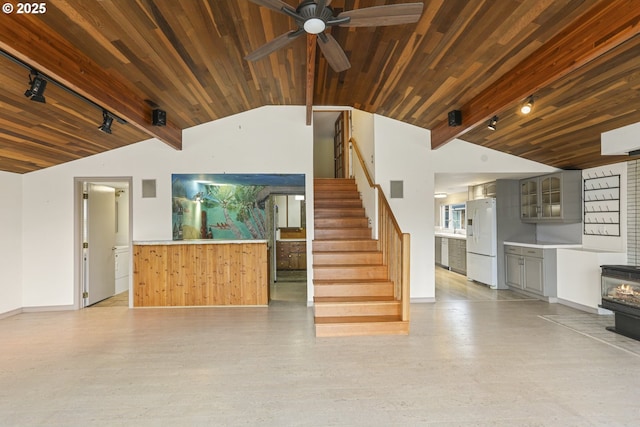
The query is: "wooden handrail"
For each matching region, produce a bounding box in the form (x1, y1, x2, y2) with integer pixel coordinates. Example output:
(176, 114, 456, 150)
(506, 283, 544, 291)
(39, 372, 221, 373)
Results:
(350, 137, 375, 187)
(350, 137, 411, 323)
(350, 138, 402, 236)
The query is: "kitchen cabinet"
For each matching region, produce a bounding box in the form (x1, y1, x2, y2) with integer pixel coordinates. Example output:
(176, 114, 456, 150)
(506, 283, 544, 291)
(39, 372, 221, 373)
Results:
(435, 236, 442, 265)
(504, 245, 556, 299)
(520, 171, 581, 223)
(276, 240, 307, 270)
(447, 238, 467, 274)
(469, 181, 496, 200)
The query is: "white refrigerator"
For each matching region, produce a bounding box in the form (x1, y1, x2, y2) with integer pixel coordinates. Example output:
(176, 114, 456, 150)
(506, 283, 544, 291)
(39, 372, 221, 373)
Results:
(466, 198, 498, 288)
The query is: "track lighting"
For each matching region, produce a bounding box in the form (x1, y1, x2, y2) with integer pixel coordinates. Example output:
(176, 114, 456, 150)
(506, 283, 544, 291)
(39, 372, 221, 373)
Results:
(24, 71, 47, 103)
(98, 110, 114, 134)
(521, 96, 534, 114)
(488, 116, 498, 131)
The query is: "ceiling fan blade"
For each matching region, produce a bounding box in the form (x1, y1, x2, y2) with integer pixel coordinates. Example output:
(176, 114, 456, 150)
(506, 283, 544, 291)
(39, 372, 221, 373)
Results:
(247, 0, 295, 14)
(316, 0, 327, 17)
(245, 30, 303, 62)
(338, 3, 424, 27)
(317, 33, 351, 72)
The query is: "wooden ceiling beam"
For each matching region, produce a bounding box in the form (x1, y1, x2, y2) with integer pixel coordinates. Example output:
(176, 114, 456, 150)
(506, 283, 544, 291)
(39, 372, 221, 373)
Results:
(430, 0, 640, 150)
(0, 14, 182, 150)
(306, 35, 317, 126)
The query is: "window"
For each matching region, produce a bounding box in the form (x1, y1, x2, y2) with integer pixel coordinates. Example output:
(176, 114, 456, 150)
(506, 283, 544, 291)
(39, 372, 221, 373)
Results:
(441, 203, 466, 230)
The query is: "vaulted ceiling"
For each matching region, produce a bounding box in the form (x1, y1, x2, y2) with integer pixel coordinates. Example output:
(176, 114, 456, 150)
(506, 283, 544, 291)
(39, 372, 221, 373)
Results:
(0, 0, 639, 174)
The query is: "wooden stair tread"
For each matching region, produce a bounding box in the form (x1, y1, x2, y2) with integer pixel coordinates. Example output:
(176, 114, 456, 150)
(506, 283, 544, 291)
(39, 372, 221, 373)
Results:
(314, 296, 395, 302)
(314, 315, 402, 324)
(313, 263, 384, 268)
(314, 279, 392, 284)
(315, 227, 370, 231)
(312, 250, 381, 255)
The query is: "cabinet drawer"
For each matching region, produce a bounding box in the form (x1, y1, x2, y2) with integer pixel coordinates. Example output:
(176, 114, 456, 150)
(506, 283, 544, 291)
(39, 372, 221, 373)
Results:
(505, 245, 522, 255)
(522, 248, 543, 258)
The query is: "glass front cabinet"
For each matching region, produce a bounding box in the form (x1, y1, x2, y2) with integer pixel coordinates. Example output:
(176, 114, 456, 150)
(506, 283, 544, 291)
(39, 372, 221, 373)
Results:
(520, 179, 538, 220)
(520, 171, 581, 223)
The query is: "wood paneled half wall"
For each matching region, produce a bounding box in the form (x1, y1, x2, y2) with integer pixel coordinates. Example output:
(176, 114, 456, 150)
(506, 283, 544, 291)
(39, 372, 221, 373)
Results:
(133, 241, 268, 307)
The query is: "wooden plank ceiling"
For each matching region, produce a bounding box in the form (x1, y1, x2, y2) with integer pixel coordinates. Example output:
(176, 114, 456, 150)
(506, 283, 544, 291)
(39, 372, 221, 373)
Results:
(0, 0, 639, 173)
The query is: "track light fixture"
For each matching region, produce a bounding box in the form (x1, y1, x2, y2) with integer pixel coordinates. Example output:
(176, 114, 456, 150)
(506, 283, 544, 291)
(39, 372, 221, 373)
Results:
(24, 71, 47, 103)
(98, 110, 114, 134)
(521, 96, 534, 114)
(2, 50, 128, 135)
(488, 115, 498, 131)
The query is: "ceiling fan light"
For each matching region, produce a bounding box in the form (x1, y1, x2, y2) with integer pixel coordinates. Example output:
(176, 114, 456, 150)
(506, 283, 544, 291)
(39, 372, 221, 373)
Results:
(304, 18, 326, 34)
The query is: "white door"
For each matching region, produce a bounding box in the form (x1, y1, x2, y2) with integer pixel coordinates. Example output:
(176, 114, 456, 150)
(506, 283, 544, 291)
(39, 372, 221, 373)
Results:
(86, 184, 116, 305)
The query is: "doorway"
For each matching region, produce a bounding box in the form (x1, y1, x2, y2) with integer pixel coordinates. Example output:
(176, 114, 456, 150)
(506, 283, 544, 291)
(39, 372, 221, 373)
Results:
(313, 110, 350, 179)
(75, 177, 132, 309)
(270, 193, 307, 304)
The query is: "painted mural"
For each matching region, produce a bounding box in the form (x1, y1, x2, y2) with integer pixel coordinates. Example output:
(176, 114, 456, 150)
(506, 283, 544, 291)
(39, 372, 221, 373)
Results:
(172, 174, 305, 240)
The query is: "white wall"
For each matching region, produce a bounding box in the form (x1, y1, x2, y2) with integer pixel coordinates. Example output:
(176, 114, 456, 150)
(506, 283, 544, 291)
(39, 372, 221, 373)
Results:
(557, 249, 627, 312)
(20, 106, 314, 308)
(0, 171, 22, 314)
(351, 109, 375, 178)
(350, 111, 378, 238)
(373, 115, 433, 301)
(313, 136, 334, 178)
(431, 138, 557, 175)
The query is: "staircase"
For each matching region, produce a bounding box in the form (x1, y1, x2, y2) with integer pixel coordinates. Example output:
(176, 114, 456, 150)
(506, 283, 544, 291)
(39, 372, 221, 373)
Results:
(313, 178, 409, 337)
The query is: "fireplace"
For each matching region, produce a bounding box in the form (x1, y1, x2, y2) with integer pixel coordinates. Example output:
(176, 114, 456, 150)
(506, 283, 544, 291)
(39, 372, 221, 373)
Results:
(600, 265, 640, 340)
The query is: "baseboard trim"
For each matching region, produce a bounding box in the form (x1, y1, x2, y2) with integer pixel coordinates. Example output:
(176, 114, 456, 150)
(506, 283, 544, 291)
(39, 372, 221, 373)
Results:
(22, 304, 75, 313)
(410, 297, 435, 303)
(557, 298, 607, 315)
(0, 308, 23, 319)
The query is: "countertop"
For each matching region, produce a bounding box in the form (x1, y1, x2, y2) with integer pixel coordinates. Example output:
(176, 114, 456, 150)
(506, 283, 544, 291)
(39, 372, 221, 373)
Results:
(503, 240, 582, 249)
(435, 232, 467, 240)
(134, 239, 268, 245)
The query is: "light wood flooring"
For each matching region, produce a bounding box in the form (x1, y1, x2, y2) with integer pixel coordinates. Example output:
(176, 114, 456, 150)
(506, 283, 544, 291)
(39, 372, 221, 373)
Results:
(2, 268, 640, 425)
(90, 291, 129, 307)
(435, 266, 534, 301)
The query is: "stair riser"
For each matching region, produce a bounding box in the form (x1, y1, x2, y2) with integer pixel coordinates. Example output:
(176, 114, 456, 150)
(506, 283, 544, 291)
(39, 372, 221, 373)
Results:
(315, 322, 409, 337)
(313, 240, 379, 252)
(314, 192, 360, 199)
(313, 252, 383, 265)
(314, 208, 365, 218)
(314, 181, 357, 190)
(314, 199, 363, 208)
(314, 218, 368, 228)
(315, 228, 371, 240)
(314, 302, 401, 317)
(314, 283, 394, 298)
(314, 266, 387, 281)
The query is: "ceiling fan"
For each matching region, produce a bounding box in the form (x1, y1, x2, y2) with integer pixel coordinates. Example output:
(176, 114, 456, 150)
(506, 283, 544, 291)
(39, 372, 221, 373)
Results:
(245, 0, 424, 72)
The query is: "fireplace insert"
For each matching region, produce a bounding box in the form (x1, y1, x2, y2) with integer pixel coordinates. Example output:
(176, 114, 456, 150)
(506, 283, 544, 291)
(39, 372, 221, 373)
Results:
(600, 265, 640, 341)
